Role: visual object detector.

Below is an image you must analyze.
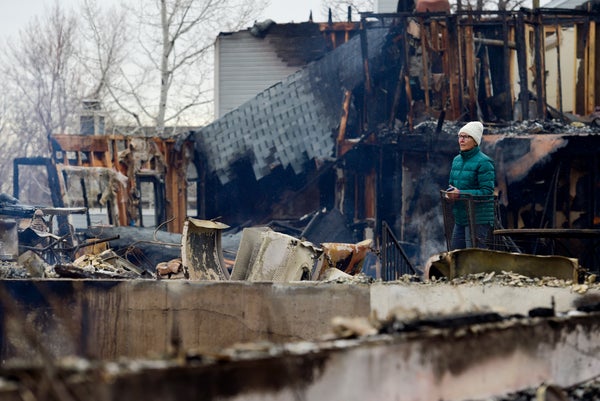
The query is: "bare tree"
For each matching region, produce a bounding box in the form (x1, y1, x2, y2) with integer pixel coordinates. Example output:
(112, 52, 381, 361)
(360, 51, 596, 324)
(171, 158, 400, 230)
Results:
(79, 0, 131, 128)
(79, 0, 128, 99)
(3, 4, 82, 142)
(0, 3, 85, 197)
(107, 0, 268, 134)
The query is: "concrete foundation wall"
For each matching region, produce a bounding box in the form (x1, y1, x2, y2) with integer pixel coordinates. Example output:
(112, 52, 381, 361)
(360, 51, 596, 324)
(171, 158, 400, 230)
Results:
(0, 279, 594, 362)
(370, 282, 583, 317)
(0, 280, 370, 361)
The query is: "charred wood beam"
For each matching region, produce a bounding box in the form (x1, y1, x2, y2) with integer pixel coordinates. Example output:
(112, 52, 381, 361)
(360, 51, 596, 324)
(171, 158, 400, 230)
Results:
(533, 10, 547, 118)
(473, 37, 516, 49)
(359, 16, 372, 131)
(446, 15, 461, 120)
(418, 17, 431, 112)
(402, 16, 415, 129)
(359, 18, 372, 95)
(554, 19, 564, 115)
(80, 178, 91, 227)
(502, 11, 513, 121)
(585, 21, 596, 114)
(481, 45, 494, 118)
(337, 90, 353, 157)
(464, 16, 477, 119)
(390, 64, 407, 127)
(536, 7, 596, 17)
(516, 14, 529, 120)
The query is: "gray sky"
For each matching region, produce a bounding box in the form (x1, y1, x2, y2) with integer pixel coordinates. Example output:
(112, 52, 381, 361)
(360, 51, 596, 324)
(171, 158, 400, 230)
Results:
(0, 1, 552, 39)
(0, 0, 325, 39)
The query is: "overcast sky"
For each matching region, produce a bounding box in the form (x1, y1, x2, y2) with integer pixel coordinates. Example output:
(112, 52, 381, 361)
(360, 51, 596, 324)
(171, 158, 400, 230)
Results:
(0, 0, 551, 40)
(0, 0, 325, 40)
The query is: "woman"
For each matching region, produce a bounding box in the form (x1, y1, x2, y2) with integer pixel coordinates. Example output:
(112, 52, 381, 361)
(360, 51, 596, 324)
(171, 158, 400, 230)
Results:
(445, 121, 496, 249)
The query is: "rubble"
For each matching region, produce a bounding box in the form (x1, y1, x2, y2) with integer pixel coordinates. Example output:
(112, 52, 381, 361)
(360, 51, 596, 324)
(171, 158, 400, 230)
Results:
(62, 249, 152, 279)
(156, 258, 184, 279)
(0, 261, 28, 279)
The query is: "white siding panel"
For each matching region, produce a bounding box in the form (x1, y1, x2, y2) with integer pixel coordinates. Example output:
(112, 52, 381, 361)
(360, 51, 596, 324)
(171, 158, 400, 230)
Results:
(375, 0, 397, 13)
(215, 32, 303, 118)
(544, 28, 575, 113)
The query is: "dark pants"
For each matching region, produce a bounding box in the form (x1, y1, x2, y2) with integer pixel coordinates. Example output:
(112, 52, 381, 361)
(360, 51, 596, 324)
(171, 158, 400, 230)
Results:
(451, 223, 492, 250)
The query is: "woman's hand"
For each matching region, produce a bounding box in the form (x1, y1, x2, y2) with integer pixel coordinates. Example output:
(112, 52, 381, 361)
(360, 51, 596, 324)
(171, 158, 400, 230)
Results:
(445, 185, 460, 200)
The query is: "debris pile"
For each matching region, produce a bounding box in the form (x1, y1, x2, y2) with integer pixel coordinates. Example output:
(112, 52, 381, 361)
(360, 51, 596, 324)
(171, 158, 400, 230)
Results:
(0, 204, 378, 283)
(379, 118, 600, 145)
(428, 270, 599, 293)
(156, 258, 184, 279)
(54, 249, 153, 279)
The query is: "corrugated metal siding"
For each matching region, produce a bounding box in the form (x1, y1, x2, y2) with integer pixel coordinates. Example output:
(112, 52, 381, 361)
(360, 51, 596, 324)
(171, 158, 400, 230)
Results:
(215, 32, 302, 118)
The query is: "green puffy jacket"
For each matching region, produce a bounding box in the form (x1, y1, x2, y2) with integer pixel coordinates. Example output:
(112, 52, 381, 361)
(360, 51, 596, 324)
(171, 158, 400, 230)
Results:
(448, 146, 496, 226)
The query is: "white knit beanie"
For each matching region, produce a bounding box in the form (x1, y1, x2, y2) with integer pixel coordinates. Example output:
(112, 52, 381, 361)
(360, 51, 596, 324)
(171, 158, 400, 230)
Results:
(460, 121, 484, 146)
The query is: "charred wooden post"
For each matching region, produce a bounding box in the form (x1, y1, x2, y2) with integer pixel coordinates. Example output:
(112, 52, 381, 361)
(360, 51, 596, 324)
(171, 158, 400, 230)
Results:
(481, 44, 494, 117)
(516, 13, 529, 120)
(163, 139, 190, 233)
(435, 17, 450, 121)
(501, 10, 514, 121)
(389, 17, 408, 127)
(359, 15, 372, 131)
(554, 19, 564, 114)
(584, 19, 596, 114)
(446, 14, 461, 120)
(418, 16, 432, 113)
(337, 90, 353, 156)
(403, 16, 415, 128)
(463, 15, 478, 119)
(534, 10, 547, 118)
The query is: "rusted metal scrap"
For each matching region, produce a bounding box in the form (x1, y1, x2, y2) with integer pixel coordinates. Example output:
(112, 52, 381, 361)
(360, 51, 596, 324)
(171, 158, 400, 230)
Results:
(181, 218, 230, 280)
(424, 248, 580, 282)
(313, 239, 373, 280)
(231, 227, 322, 282)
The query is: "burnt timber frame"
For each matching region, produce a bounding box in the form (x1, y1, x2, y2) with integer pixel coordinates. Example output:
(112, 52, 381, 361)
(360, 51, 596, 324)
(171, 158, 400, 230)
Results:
(327, 7, 600, 269)
(353, 7, 600, 126)
(49, 134, 193, 233)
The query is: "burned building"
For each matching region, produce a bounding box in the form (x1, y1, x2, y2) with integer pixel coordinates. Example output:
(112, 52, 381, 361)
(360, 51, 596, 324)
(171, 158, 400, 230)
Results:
(0, 0, 596, 288)
(10, 2, 599, 273)
(2, 3, 600, 400)
(192, 1, 600, 272)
